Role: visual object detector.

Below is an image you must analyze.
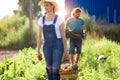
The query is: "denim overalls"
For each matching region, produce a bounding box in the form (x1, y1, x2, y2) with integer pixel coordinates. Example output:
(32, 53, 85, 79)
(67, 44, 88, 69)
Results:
(42, 15, 63, 80)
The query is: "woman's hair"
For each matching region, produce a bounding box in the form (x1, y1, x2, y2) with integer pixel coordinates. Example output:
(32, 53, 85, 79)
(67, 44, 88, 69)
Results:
(71, 8, 81, 17)
(44, 2, 55, 15)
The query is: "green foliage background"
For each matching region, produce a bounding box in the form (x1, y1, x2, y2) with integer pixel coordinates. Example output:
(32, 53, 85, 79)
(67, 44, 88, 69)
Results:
(0, 16, 37, 49)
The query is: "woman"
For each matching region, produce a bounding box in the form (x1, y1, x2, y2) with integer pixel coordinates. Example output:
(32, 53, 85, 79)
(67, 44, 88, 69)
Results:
(66, 8, 86, 66)
(37, 0, 67, 80)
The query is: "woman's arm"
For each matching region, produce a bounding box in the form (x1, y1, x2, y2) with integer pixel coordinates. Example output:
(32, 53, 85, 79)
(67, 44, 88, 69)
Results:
(65, 19, 69, 31)
(60, 22, 67, 54)
(66, 26, 69, 31)
(37, 26, 43, 54)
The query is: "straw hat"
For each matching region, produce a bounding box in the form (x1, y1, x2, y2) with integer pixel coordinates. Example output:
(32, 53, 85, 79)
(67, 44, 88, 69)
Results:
(38, 0, 59, 12)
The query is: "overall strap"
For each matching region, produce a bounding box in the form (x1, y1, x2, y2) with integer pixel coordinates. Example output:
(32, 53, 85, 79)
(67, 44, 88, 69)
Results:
(53, 15, 58, 24)
(42, 15, 58, 24)
(42, 16, 45, 24)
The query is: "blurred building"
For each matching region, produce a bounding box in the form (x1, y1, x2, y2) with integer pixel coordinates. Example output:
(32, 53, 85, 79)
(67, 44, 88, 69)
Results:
(65, 0, 120, 24)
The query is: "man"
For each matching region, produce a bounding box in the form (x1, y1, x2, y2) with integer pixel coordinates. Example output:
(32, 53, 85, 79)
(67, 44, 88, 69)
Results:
(66, 8, 86, 66)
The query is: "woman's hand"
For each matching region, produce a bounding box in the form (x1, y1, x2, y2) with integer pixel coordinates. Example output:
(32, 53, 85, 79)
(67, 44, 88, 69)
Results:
(37, 52, 42, 61)
(64, 51, 69, 60)
(37, 26, 43, 61)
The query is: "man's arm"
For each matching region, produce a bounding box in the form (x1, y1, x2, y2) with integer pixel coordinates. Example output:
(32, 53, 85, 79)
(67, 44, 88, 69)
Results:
(82, 25, 86, 38)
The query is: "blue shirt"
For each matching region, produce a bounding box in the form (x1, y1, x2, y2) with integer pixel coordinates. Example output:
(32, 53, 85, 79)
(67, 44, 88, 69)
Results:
(66, 18, 84, 31)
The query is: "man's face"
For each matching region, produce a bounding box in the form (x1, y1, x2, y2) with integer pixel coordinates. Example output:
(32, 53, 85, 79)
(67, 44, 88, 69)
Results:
(74, 11, 81, 18)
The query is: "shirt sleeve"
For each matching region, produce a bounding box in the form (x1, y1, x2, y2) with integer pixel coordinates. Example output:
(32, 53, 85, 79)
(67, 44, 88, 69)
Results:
(37, 17, 43, 27)
(66, 19, 69, 26)
(57, 16, 64, 26)
(66, 18, 70, 26)
(82, 19, 85, 25)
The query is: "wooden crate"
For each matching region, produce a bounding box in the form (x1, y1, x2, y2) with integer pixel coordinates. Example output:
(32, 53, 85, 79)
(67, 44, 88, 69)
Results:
(60, 71, 78, 80)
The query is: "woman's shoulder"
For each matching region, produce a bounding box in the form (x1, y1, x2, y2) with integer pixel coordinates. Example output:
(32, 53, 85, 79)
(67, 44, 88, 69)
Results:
(37, 16, 45, 26)
(55, 14, 64, 25)
(56, 15, 64, 22)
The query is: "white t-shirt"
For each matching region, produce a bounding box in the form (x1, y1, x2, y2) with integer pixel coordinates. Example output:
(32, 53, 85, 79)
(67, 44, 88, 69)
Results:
(37, 15, 64, 38)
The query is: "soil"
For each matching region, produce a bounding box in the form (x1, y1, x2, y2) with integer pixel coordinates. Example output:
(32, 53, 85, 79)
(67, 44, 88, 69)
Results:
(0, 50, 18, 61)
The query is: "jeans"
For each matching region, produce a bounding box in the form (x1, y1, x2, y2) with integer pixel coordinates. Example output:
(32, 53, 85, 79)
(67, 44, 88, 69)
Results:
(43, 39, 63, 80)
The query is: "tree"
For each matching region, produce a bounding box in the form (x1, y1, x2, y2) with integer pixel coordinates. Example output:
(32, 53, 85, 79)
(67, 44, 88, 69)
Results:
(18, 0, 41, 18)
(18, 0, 41, 47)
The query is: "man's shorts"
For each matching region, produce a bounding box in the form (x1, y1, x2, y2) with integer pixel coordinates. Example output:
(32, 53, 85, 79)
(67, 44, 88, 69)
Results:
(69, 38, 82, 54)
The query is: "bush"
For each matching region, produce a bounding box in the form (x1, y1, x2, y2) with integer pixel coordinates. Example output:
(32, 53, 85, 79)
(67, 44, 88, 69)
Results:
(0, 16, 37, 49)
(0, 16, 26, 35)
(79, 36, 120, 80)
(84, 16, 120, 42)
(100, 24, 120, 42)
(0, 48, 46, 80)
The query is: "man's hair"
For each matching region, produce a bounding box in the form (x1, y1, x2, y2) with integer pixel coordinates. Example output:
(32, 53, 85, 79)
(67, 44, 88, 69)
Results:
(71, 8, 81, 17)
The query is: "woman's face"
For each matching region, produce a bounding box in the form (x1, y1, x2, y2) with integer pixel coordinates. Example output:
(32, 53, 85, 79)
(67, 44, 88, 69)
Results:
(43, 2, 54, 13)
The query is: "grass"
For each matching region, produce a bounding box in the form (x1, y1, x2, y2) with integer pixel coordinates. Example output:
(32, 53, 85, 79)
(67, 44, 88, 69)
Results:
(78, 36, 120, 80)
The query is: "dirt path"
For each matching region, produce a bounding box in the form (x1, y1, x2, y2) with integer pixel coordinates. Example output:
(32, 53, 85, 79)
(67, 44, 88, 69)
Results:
(0, 50, 18, 61)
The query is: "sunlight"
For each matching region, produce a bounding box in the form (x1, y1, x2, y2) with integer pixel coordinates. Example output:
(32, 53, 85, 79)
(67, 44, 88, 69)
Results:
(56, 0, 66, 19)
